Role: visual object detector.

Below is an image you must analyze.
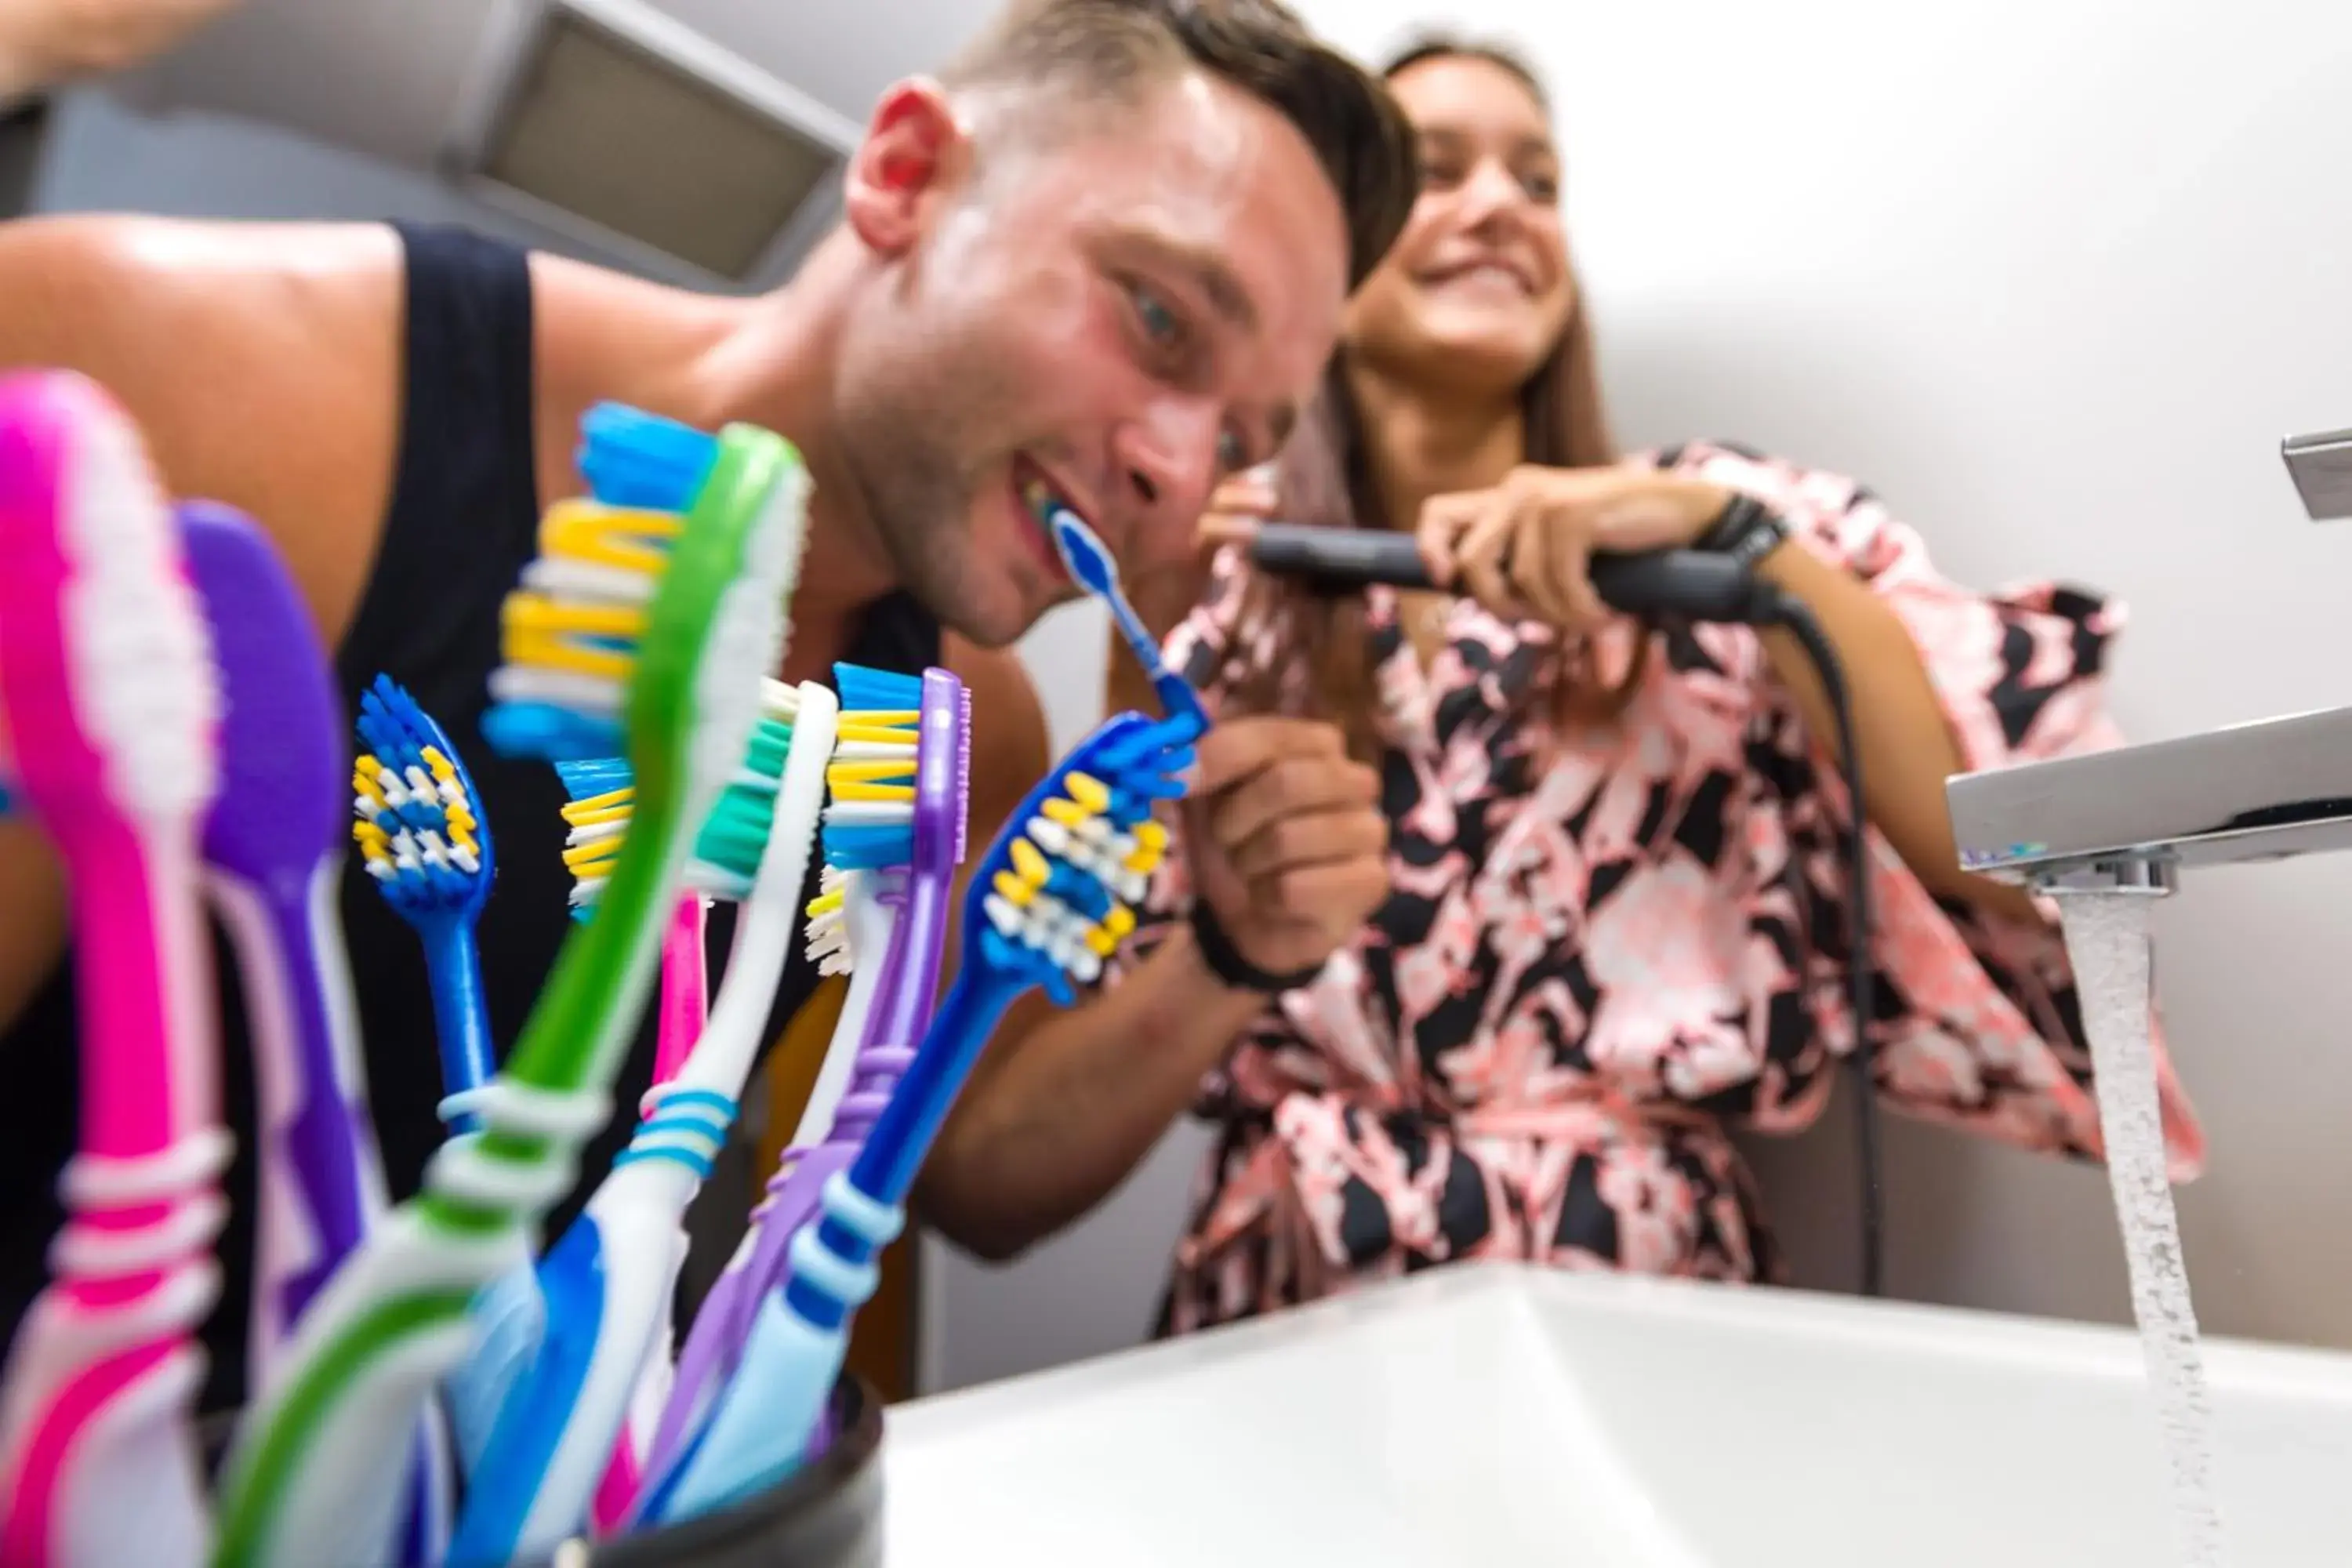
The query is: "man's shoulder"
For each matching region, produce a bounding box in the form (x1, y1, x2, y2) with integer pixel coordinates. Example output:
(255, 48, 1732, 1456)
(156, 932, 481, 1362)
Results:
(2, 214, 400, 328)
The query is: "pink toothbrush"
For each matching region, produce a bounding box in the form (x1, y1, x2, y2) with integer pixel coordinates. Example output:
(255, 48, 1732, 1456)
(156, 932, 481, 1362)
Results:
(586, 895, 706, 1523)
(656, 898, 710, 1087)
(0, 372, 228, 1568)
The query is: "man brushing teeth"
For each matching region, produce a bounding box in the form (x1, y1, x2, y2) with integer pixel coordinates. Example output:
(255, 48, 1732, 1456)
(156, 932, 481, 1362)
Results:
(0, 0, 1418, 1410)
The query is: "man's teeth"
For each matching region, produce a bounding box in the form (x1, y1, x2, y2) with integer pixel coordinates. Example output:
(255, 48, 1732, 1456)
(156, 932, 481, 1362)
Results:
(1021, 477, 1058, 520)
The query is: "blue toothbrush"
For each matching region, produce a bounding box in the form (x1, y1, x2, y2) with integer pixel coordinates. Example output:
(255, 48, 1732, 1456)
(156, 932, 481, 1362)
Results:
(640, 702, 1199, 1522)
(352, 677, 498, 1128)
(351, 680, 521, 1479)
(1044, 504, 1210, 731)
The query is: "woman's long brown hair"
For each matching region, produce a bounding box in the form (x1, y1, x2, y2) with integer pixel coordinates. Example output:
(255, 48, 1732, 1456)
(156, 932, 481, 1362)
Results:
(1249, 36, 1639, 759)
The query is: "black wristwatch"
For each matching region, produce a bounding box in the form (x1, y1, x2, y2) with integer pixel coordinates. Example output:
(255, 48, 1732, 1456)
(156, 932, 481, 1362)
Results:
(1189, 898, 1326, 996)
(1695, 492, 1791, 571)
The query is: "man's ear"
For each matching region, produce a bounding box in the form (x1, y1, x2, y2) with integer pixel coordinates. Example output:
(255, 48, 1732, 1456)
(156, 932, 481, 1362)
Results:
(843, 77, 969, 255)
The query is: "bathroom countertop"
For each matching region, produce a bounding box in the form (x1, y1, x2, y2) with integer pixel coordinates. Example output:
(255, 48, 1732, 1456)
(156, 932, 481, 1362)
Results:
(882, 1261, 2352, 1566)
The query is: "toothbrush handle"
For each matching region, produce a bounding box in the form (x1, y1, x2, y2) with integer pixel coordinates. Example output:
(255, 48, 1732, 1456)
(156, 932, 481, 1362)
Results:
(214, 1074, 605, 1566)
(1152, 669, 1210, 733)
(652, 964, 1025, 1519)
(822, 967, 1017, 1250)
(0, 829, 224, 1566)
(787, 876, 900, 1148)
(652, 897, 709, 1090)
(72, 828, 215, 1163)
(637, 930, 909, 1505)
(866, 869, 949, 1068)
(669, 888, 923, 1379)
(419, 916, 495, 1120)
(640, 1169, 901, 1524)
(222, 867, 445, 1563)
(0, 1131, 231, 1568)
(1103, 586, 1211, 731)
(590, 1422, 646, 1537)
(219, 866, 379, 1367)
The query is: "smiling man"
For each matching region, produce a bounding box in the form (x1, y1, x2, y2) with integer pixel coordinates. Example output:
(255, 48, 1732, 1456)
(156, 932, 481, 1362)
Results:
(0, 0, 1414, 1410)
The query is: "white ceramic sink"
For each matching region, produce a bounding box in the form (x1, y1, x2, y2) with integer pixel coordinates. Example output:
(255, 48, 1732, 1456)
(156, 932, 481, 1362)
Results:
(884, 1262, 2352, 1566)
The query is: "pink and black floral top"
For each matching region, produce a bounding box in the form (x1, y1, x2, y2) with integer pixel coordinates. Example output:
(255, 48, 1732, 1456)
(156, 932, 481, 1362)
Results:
(1110, 441, 2205, 1335)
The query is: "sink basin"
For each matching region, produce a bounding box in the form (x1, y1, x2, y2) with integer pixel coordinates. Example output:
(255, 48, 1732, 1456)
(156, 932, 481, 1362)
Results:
(884, 1262, 2352, 1565)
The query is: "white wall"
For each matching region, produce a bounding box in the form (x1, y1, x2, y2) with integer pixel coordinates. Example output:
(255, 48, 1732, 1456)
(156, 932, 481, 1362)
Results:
(929, 0, 2352, 1388)
(1348, 0, 2352, 1352)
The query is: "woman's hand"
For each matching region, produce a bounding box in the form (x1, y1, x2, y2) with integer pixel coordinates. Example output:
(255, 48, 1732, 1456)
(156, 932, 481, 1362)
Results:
(1417, 465, 1733, 632)
(1196, 467, 1279, 553)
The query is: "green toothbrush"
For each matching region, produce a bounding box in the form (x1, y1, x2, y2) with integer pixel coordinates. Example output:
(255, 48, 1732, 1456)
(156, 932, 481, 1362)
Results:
(208, 405, 808, 1568)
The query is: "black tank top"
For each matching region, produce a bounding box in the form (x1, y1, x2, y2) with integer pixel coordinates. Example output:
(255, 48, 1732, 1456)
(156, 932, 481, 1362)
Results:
(0, 222, 941, 1413)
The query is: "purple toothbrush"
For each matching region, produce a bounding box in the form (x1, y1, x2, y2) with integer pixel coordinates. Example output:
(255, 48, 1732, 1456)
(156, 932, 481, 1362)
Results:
(181, 501, 448, 1560)
(638, 664, 960, 1504)
(686, 898, 917, 1368)
(183, 501, 385, 1360)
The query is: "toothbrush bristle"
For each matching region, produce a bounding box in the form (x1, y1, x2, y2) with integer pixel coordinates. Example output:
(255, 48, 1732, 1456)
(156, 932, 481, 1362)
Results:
(954, 683, 973, 866)
(975, 732, 1177, 995)
(1047, 507, 1116, 598)
(353, 676, 495, 918)
(576, 401, 718, 510)
(833, 664, 921, 716)
(5, 376, 222, 819)
(481, 407, 719, 763)
(556, 705, 801, 910)
(804, 865, 852, 974)
(820, 662, 920, 873)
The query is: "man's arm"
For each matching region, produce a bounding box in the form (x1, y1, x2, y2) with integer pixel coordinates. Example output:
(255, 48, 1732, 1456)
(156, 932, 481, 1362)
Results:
(0, 213, 405, 1035)
(916, 920, 1261, 1261)
(916, 656, 1385, 1262)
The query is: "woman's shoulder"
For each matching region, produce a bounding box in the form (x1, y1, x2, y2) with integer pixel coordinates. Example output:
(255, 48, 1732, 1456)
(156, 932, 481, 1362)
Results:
(1639, 439, 1876, 513)
(1635, 439, 1907, 571)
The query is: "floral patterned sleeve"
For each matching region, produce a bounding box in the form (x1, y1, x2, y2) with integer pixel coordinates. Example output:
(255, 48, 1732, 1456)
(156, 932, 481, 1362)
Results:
(1671, 442, 2205, 1179)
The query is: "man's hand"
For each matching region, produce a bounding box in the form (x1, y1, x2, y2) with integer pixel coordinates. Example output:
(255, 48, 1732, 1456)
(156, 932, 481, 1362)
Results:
(1182, 715, 1387, 978)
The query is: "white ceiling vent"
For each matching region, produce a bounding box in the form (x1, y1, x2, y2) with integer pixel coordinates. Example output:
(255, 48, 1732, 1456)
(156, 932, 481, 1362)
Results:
(446, 0, 861, 285)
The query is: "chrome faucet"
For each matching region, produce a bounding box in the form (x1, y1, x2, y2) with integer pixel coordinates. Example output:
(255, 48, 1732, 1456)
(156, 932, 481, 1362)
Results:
(2283, 426, 2352, 522)
(1943, 429, 2352, 895)
(1945, 704, 2352, 894)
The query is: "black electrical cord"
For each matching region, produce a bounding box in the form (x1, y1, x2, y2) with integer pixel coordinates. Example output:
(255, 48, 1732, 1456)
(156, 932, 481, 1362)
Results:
(1752, 592, 1883, 1299)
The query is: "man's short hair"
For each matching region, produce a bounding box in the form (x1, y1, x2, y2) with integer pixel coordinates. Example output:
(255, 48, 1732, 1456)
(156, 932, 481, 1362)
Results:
(941, 0, 1417, 289)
